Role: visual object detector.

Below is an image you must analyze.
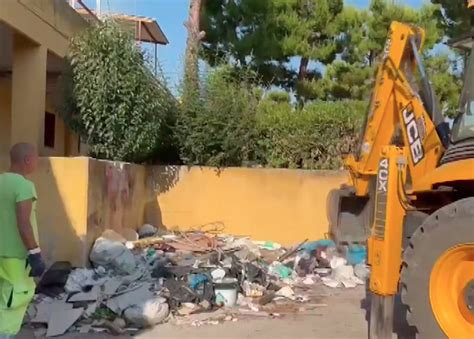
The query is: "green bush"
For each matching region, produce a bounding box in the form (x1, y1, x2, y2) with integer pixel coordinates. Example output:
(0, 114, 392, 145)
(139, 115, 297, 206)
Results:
(176, 65, 259, 167)
(266, 91, 291, 104)
(176, 62, 366, 170)
(255, 100, 366, 169)
(58, 20, 177, 163)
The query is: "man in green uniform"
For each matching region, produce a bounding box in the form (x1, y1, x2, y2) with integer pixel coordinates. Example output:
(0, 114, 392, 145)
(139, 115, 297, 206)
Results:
(0, 143, 46, 338)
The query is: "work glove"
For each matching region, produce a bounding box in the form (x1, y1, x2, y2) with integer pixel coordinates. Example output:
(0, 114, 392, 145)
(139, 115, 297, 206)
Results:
(27, 248, 46, 277)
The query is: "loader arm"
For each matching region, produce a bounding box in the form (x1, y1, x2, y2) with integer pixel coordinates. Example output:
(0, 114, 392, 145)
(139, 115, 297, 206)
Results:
(345, 22, 446, 197)
(328, 22, 447, 245)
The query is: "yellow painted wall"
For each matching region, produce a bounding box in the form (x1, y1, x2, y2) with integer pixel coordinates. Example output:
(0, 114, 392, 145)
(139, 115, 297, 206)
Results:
(0, 79, 11, 171)
(30, 157, 89, 267)
(28, 158, 346, 266)
(0, 0, 88, 57)
(11, 35, 47, 150)
(0, 0, 87, 162)
(0, 76, 76, 160)
(86, 160, 147, 251)
(145, 166, 347, 245)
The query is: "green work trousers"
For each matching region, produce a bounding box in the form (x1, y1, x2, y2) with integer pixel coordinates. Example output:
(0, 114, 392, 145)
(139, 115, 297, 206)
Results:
(0, 258, 35, 336)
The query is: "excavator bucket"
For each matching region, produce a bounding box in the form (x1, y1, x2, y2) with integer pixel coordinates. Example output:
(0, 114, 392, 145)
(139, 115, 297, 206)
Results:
(327, 186, 373, 245)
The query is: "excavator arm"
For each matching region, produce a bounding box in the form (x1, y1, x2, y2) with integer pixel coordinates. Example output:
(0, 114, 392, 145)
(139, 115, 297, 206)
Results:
(329, 21, 453, 338)
(328, 22, 447, 245)
(346, 22, 445, 196)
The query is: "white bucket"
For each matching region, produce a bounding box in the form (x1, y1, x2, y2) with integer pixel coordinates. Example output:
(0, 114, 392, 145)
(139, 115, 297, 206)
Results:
(214, 278, 238, 307)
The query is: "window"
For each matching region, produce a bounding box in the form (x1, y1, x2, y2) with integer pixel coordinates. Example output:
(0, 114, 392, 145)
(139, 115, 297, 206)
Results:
(44, 112, 55, 148)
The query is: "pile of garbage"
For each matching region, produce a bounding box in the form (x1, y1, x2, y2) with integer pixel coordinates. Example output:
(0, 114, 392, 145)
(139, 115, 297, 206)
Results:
(27, 224, 369, 336)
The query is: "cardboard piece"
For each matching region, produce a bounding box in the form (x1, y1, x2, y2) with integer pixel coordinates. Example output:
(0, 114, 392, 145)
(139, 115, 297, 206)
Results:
(103, 278, 122, 296)
(84, 301, 98, 317)
(79, 324, 92, 334)
(31, 300, 73, 323)
(106, 283, 153, 313)
(46, 308, 84, 337)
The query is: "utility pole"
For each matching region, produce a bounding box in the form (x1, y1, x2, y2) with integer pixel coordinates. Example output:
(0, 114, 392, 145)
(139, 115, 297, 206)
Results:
(96, 0, 102, 18)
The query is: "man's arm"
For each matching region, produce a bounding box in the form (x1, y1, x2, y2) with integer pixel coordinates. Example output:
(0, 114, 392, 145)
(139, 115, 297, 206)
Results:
(16, 199, 45, 277)
(16, 199, 38, 250)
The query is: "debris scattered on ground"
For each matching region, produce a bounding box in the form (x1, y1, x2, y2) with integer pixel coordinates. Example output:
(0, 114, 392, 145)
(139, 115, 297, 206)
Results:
(36, 261, 72, 298)
(138, 224, 158, 238)
(46, 307, 84, 337)
(89, 235, 137, 274)
(354, 263, 370, 281)
(27, 226, 368, 336)
(321, 257, 365, 288)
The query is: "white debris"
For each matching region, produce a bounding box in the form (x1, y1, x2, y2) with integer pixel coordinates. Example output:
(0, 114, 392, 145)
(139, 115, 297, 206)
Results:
(101, 229, 127, 243)
(121, 228, 139, 241)
(89, 237, 137, 274)
(275, 286, 295, 299)
(65, 268, 107, 293)
(354, 263, 370, 280)
(106, 283, 154, 314)
(321, 264, 364, 288)
(123, 297, 169, 328)
(222, 237, 261, 257)
(211, 268, 226, 281)
(302, 275, 316, 285)
(242, 281, 265, 297)
(330, 256, 347, 269)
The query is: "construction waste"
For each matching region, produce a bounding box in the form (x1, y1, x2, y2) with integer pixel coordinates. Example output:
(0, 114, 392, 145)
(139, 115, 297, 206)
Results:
(27, 225, 368, 337)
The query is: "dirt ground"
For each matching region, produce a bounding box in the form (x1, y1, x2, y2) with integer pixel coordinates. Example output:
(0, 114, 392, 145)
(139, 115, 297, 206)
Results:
(19, 286, 416, 339)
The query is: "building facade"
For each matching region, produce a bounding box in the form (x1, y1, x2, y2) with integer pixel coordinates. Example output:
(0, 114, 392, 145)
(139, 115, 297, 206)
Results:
(0, 0, 89, 169)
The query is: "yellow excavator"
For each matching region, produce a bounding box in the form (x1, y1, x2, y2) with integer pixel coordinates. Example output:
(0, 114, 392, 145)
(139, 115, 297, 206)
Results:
(328, 2, 474, 338)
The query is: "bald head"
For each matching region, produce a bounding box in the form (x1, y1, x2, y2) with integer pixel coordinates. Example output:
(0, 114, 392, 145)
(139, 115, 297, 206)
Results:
(10, 143, 38, 174)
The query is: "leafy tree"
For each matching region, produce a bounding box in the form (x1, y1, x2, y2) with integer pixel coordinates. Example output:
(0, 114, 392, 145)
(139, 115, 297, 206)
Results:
(316, 0, 461, 110)
(431, 0, 474, 39)
(176, 65, 259, 167)
(425, 54, 463, 113)
(58, 20, 177, 163)
(183, 0, 204, 106)
(201, 0, 343, 100)
(267, 91, 291, 104)
(201, 0, 286, 77)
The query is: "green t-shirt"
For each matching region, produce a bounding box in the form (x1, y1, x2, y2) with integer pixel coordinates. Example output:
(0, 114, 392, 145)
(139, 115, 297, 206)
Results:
(0, 173, 38, 258)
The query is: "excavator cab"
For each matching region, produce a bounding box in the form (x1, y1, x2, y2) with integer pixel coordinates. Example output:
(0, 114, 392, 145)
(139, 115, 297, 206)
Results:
(448, 40, 474, 157)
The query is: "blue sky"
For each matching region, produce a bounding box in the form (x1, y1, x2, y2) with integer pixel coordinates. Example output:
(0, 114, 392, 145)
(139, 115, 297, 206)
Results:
(82, 0, 430, 90)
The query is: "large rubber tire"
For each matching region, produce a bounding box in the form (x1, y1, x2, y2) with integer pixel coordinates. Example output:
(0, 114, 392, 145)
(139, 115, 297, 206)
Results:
(400, 197, 474, 338)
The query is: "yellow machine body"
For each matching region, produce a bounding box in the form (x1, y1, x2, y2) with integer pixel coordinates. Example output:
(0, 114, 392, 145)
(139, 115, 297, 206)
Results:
(330, 17, 474, 337)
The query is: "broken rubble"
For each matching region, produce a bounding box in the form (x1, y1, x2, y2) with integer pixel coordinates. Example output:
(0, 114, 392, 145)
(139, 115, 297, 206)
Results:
(354, 263, 370, 280)
(68, 285, 101, 302)
(321, 263, 364, 288)
(30, 233, 368, 335)
(90, 237, 137, 274)
(65, 268, 107, 293)
(123, 297, 169, 328)
(106, 283, 154, 314)
(46, 307, 83, 337)
(138, 224, 158, 238)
